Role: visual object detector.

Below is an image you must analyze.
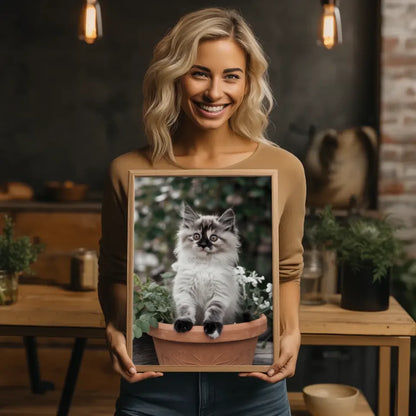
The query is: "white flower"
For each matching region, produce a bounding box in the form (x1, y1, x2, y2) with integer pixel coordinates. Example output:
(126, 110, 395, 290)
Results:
(260, 300, 270, 309)
(234, 266, 246, 275)
(266, 283, 273, 293)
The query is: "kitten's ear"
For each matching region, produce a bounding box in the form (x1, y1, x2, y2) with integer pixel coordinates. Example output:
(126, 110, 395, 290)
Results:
(181, 202, 199, 228)
(218, 208, 236, 232)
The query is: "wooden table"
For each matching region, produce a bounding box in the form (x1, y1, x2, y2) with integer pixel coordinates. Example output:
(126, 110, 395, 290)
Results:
(0, 284, 105, 416)
(300, 295, 416, 416)
(0, 286, 415, 415)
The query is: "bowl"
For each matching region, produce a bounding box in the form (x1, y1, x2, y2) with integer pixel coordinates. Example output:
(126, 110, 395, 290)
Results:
(303, 383, 359, 416)
(45, 181, 88, 202)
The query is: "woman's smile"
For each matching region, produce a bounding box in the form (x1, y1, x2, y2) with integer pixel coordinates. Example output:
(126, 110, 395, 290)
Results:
(193, 101, 231, 117)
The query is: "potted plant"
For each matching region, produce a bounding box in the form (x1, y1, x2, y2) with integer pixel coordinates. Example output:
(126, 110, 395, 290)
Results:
(132, 267, 272, 365)
(310, 206, 403, 311)
(0, 215, 44, 305)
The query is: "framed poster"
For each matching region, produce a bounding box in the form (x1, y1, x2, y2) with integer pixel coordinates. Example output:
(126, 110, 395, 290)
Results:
(127, 169, 279, 372)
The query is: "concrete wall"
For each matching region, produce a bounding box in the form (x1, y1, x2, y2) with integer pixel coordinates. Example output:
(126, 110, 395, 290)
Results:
(0, 0, 379, 195)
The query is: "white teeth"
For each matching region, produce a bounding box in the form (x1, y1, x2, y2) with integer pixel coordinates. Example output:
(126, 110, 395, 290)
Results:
(198, 103, 226, 113)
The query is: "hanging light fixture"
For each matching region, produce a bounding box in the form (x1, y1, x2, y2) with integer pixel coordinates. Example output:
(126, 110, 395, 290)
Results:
(79, 0, 103, 44)
(318, 0, 342, 50)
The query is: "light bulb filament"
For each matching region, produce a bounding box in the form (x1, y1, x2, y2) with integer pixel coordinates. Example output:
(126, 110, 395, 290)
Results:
(85, 4, 97, 43)
(318, 1, 342, 50)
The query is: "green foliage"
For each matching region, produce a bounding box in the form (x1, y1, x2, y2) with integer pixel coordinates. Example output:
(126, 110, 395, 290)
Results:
(0, 215, 44, 274)
(132, 274, 174, 339)
(132, 268, 273, 339)
(305, 207, 403, 281)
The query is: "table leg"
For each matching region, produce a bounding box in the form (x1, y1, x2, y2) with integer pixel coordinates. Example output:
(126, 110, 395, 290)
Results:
(378, 346, 391, 416)
(396, 337, 410, 416)
(57, 337, 87, 416)
(23, 336, 55, 394)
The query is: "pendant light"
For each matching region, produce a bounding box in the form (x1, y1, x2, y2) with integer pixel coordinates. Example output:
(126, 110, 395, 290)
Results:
(318, 0, 342, 50)
(79, 0, 103, 44)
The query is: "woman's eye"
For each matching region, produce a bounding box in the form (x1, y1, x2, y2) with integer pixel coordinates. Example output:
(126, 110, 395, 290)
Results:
(191, 71, 208, 79)
(225, 74, 240, 80)
(193, 233, 201, 240)
(209, 234, 218, 242)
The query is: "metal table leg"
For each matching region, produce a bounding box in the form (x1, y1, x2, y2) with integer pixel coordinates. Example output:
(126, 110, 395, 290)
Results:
(23, 336, 55, 394)
(57, 337, 87, 416)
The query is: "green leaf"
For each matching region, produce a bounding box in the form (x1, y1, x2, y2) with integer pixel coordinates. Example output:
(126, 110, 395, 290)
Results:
(133, 326, 142, 339)
(138, 319, 150, 333)
(149, 317, 159, 328)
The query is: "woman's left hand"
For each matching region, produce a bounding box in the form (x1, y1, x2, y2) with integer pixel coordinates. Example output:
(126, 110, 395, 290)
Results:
(239, 330, 301, 383)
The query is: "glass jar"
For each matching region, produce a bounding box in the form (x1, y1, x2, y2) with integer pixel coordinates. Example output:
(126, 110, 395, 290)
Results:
(0, 270, 19, 305)
(301, 249, 326, 305)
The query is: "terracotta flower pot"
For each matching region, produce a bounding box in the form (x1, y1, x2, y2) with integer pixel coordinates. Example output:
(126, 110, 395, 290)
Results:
(148, 314, 268, 366)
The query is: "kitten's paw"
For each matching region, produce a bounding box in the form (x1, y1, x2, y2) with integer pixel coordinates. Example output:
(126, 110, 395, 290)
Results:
(174, 319, 193, 333)
(203, 321, 223, 339)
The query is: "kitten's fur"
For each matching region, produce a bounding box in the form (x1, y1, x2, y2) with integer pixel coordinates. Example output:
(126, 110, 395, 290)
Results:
(172, 203, 241, 339)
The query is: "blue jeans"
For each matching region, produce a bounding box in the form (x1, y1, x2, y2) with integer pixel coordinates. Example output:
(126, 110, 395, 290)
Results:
(115, 373, 291, 416)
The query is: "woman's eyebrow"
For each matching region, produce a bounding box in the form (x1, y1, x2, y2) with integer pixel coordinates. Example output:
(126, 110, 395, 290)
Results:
(191, 65, 211, 72)
(191, 65, 244, 74)
(223, 68, 244, 74)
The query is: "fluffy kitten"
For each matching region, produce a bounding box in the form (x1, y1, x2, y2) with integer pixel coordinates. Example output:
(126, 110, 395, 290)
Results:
(172, 203, 240, 339)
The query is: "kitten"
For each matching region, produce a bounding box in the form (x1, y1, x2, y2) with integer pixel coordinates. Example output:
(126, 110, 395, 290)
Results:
(172, 203, 241, 339)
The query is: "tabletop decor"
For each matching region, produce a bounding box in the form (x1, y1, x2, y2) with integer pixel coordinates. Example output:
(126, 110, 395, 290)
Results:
(127, 169, 279, 372)
(0, 215, 44, 305)
(132, 267, 272, 366)
(309, 206, 403, 311)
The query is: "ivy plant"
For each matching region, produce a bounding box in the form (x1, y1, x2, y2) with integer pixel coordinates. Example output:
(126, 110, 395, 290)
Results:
(132, 274, 174, 339)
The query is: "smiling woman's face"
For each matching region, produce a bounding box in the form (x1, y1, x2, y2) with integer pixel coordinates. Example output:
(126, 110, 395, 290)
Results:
(179, 38, 248, 133)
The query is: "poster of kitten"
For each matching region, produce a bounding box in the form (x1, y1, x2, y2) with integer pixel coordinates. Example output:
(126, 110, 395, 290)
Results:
(126, 169, 279, 372)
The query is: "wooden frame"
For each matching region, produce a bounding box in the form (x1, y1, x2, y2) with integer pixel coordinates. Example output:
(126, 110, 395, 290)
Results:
(127, 169, 279, 372)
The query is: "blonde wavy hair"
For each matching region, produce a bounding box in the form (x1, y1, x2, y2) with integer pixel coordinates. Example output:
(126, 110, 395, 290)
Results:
(143, 8, 275, 163)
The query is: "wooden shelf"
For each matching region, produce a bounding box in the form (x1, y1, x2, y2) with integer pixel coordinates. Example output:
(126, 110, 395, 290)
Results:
(289, 391, 375, 416)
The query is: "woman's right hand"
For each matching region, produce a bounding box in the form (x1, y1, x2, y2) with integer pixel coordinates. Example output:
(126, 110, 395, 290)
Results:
(105, 322, 164, 383)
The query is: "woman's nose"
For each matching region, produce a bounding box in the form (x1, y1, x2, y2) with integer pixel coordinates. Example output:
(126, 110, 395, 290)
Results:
(203, 79, 222, 102)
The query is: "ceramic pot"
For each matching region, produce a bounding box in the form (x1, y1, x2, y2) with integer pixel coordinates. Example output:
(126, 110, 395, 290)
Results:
(148, 314, 268, 365)
(0, 271, 19, 305)
(340, 263, 390, 311)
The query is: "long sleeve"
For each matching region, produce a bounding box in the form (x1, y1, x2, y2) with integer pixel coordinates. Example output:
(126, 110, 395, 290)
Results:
(278, 156, 306, 283)
(98, 159, 129, 285)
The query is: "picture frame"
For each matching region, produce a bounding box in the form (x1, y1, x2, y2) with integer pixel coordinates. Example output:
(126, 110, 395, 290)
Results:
(127, 169, 279, 372)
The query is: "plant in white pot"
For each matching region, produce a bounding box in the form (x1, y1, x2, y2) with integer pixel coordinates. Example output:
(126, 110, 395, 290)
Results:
(132, 267, 272, 366)
(312, 206, 403, 311)
(0, 215, 44, 305)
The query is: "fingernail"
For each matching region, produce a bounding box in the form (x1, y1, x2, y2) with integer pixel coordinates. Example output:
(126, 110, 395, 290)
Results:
(129, 366, 136, 375)
(267, 369, 275, 376)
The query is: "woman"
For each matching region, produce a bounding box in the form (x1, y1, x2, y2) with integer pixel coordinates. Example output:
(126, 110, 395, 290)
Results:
(99, 8, 305, 416)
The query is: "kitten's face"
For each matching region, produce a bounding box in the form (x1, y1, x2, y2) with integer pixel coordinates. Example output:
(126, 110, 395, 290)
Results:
(178, 204, 239, 257)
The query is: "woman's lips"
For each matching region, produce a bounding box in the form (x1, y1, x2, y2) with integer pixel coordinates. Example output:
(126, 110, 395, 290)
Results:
(193, 101, 230, 117)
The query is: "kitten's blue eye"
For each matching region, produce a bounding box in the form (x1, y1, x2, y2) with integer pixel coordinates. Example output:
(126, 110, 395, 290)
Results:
(193, 233, 201, 240)
(209, 234, 218, 242)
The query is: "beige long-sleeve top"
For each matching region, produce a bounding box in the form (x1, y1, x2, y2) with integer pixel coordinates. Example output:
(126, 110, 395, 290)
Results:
(99, 142, 306, 285)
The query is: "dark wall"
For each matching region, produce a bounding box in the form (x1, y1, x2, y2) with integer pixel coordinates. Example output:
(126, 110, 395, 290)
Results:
(0, 0, 379, 196)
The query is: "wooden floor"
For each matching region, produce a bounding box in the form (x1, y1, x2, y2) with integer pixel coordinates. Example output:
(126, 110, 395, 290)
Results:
(0, 387, 118, 416)
(0, 337, 120, 416)
(0, 388, 375, 416)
